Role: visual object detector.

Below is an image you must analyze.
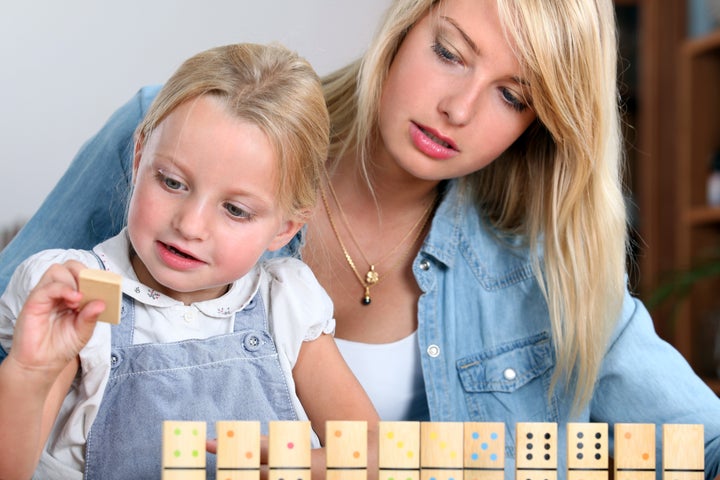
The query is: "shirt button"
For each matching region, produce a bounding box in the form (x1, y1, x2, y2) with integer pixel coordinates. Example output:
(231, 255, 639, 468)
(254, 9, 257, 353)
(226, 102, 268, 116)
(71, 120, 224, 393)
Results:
(183, 311, 194, 323)
(427, 344, 440, 357)
(503, 368, 517, 381)
(419, 259, 430, 271)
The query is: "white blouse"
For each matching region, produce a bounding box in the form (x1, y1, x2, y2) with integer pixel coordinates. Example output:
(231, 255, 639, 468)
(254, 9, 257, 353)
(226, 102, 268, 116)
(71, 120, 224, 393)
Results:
(0, 230, 335, 475)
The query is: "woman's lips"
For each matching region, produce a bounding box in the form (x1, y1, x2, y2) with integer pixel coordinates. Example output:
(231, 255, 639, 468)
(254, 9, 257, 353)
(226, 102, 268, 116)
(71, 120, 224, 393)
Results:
(409, 122, 458, 159)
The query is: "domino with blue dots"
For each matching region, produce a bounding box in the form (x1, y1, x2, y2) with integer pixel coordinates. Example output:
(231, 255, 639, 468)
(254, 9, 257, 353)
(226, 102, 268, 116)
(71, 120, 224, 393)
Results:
(464, 422, 505, 480)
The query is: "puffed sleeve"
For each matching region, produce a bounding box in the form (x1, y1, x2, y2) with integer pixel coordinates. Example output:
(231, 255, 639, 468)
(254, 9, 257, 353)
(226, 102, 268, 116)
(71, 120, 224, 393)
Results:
(260, 257, 335, 370)
(0, 248, 100, 354)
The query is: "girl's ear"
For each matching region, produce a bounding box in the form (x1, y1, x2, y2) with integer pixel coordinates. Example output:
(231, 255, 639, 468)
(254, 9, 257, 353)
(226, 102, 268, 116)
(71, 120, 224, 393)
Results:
(266, 217, 305, 252)
(131, 134, 145, 183)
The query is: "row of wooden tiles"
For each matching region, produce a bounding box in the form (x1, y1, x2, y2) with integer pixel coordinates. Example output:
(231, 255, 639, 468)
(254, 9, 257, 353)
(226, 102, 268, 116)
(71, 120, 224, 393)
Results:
(162, 420, 705, 479)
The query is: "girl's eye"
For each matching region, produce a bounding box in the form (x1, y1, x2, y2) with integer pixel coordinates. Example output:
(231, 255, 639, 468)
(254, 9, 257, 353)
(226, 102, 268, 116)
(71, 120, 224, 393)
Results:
(156, 170, 186, 191)
(432, 40, 462, 65)
(501, 87, 529, 113)
(224, 203, 252, 220)
(163, 177, 184, 190)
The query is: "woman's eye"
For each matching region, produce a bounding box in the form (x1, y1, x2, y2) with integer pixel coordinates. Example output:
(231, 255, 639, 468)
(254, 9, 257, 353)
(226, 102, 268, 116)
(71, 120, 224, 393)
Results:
(432, 41, 462, 65)
(225, 203, 252, 219)
(501, 88, 529, 113)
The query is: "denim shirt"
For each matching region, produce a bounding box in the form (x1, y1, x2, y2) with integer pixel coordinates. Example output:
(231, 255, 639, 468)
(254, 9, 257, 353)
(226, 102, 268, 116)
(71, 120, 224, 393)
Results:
(274, 178, 720, 476)
(0, 85, 719, 478)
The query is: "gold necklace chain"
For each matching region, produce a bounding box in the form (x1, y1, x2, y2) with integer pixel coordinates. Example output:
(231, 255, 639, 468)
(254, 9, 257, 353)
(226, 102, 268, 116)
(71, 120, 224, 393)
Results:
(320, 176, 437, 306)
(324, 173, 433, 269)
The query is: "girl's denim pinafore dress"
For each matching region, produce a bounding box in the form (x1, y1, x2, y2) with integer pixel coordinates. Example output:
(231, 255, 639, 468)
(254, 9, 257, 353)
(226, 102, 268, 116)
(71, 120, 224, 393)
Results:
(83, 289, 298, 479)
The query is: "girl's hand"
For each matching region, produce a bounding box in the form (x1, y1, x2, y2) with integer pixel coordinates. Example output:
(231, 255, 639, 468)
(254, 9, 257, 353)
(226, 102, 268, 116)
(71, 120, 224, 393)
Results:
(9, 260, 106, 377)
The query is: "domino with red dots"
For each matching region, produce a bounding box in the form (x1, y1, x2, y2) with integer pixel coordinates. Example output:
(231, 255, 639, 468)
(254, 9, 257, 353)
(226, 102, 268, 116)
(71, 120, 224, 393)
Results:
(420, 421, 464, 480)
(162, 420, 207, 480)
(268, 420, 312, 480)
(662, 424, 704, 480)
(614, 423, 656, 480)
(378, 421, 420, 480)
(326, 420, 368, 480)
(216, 421, 260, 480)
(566, 422, 608, 480)
(515, 422, 558, 480)
(464, 422, 505, 480)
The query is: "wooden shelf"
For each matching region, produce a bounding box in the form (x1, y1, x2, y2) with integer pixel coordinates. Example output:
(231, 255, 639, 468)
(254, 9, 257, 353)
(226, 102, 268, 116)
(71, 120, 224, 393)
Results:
(683, 29, 720, 55)
(685, 206, 720, 225)
(674, 27, 720, 385)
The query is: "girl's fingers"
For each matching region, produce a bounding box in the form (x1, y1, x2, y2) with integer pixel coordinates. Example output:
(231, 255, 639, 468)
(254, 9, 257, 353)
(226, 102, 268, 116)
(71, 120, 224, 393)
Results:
(206, 439, 217, 454)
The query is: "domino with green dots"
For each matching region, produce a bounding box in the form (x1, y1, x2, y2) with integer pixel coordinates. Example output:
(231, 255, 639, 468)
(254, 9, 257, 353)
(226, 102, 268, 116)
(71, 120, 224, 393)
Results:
(162, 420, 206, 480)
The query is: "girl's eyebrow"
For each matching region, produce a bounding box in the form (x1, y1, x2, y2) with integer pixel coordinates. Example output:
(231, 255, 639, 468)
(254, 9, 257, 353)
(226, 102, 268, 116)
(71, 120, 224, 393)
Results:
(440, 16, 480, 55)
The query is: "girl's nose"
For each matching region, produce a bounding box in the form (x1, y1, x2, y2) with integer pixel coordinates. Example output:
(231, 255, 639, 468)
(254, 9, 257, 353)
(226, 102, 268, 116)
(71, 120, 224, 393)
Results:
(172, 198, 210, 240)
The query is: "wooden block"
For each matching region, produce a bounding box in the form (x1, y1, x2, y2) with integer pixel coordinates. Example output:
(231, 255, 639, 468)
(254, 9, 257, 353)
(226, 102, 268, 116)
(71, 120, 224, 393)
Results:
(216, 421, 260, 480)
(78, 268, 122, 324)
(162, 420, 206, 480)
(378, 421, 420, 480)
(268, 420, 311, 480)
(463, 422, 505, 480)
(614, 423, 655, 480)
(420, 421, 464, 480)
(662, 424, 704, 480)
(326, 420, 367, 480)
(515, 422, 557, 480)
(567, 423, 608, 480)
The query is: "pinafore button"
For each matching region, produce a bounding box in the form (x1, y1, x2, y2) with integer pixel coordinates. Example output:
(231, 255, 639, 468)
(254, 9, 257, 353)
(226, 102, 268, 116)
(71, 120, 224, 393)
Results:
(243, 333, 262, 352)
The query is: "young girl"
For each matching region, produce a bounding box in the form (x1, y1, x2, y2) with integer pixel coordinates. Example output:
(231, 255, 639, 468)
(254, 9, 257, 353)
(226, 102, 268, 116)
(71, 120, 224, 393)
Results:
(0, 43, 378, 479)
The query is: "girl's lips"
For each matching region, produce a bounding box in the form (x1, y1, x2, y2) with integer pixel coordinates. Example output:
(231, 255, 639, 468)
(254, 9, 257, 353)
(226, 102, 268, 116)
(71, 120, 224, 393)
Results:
(409, 122, 459, 160)
(156, 241, 205, 270)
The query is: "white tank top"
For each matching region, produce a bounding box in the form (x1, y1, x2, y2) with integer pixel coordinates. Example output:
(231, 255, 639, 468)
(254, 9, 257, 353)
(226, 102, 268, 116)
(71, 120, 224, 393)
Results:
(335, 331, 429, 421)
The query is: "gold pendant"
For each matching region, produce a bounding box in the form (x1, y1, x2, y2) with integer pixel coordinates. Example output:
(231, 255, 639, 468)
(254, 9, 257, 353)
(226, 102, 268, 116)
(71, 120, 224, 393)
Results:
(362, 286, 371, 305)
(365, 265, 379, 285)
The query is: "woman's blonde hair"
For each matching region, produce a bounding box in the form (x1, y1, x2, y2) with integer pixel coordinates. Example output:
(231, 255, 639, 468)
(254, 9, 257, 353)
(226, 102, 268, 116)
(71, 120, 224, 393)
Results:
(136, 43, 329, 218)
(323, 0, 627, 412)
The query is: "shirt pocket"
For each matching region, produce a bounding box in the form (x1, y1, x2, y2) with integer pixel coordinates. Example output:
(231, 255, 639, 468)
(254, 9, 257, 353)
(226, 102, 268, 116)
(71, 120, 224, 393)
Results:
(456, 332, 557, 425)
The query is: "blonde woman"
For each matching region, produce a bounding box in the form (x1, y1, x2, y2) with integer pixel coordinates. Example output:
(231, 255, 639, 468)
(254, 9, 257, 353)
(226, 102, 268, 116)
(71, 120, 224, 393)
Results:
(1, 0, 719, 477)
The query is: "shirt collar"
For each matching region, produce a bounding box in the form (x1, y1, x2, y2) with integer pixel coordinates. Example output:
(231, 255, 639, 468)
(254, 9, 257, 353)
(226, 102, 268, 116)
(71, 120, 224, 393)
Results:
(93, 229, 261, 317)
(420, 179, 536, 280)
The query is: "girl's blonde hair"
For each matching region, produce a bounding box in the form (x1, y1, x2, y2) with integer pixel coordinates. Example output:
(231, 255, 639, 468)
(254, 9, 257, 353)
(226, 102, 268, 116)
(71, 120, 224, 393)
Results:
(136, 43, 329, 218)
(323, 0, 627, 412)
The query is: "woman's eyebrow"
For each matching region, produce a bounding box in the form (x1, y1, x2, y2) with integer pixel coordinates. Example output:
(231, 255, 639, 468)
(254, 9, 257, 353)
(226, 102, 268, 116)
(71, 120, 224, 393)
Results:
(440, 16, 480, 55)
(441, 14, 530, 89)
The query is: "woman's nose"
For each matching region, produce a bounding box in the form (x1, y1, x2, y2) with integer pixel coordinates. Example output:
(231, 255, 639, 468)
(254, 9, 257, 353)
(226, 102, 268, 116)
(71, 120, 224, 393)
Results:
(438, 79, 483, 126)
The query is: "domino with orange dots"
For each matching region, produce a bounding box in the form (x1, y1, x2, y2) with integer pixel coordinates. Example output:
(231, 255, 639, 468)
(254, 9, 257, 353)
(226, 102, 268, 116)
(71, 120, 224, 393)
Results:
(379, 421, 420, 480)
(78, 268, 122, 324)
(268, 420, 312, 480)
(420, 421, 464, 480)
(162, 420, 207, 480)
(326, 420, 368, 480)
(614, 423, 656, 480)
(464, 422, 505, 480)
(662, 424, 704, 480)
(515, 422, 558, 480)
(216, 421, 260, 480)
